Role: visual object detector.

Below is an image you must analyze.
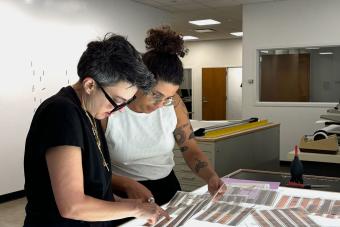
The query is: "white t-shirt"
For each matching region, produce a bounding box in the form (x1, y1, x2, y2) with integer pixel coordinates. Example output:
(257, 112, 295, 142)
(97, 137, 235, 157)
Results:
(105, 105, 177, 181)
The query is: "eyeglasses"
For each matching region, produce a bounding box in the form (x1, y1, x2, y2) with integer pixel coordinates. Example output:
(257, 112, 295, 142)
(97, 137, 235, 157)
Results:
(149, 91, 174, 106)
(98, 85, 136, 113)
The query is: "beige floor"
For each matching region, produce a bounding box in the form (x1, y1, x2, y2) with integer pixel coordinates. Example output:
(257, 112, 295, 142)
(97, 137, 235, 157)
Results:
(0, 197, 26, 227)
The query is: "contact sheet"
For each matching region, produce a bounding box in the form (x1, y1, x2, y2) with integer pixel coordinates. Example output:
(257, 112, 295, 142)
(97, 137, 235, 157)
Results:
(129, 181, 340, 227)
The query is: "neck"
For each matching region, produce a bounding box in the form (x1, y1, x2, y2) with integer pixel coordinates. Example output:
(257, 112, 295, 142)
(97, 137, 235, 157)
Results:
(72, 81, 90, 114)
(128, 100, 144, 113)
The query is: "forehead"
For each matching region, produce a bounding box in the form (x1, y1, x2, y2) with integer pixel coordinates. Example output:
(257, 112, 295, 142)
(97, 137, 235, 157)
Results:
(153, 81, 179, 96)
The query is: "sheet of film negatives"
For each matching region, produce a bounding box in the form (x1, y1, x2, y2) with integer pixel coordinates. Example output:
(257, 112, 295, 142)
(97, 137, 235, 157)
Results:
(218, 186, 278, 206)
(145, 191, 211, 227)
(253, 207, 320, 227)
(167, 191, 210, 207)
(195, 202, 255, 226)
(276, 195, 340, 218)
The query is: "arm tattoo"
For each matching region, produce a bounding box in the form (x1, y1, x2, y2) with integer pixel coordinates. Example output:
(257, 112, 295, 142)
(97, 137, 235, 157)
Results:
(174, 122, 189, 145)
(188, 131, 195, 140)
(194, 158, 208, 173)
(180, 146, 189, 153)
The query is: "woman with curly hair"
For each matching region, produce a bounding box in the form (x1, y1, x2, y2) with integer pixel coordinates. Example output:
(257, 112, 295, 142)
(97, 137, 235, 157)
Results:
(102, 26, 223, 206)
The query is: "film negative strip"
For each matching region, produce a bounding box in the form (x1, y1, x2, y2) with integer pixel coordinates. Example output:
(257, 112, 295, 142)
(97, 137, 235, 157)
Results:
(276, 195, 290, 209)
(195, 202, 254, 226)
(227, 207, 255, 226)
(218, 186, 278, 206)
(253, 210, 271, 227)
(176, 198, 210, 226)
(275, 196, 340, 218)
(207, 203, 232, 223)
(331, 200, 340, 216)
(253, 208, 320, 227)
(195, 203, 221, 221)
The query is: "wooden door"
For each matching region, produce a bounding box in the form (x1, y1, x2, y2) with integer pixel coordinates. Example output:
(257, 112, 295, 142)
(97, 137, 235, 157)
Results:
(202, 67, 227, 120)
(260, 54, 310, 101)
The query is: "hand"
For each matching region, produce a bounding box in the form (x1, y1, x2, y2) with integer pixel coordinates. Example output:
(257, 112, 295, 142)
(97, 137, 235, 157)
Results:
(125, 180, 153, 203)
(207, 175, 226, 200)
(135, 202, 171, 225)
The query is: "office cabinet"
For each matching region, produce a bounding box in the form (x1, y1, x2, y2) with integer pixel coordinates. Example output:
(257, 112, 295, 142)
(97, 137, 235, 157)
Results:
(173, 123, 280, 191)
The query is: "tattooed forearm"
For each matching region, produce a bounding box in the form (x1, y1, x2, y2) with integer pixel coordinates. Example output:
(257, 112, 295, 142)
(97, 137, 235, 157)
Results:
(180, 146, 189, 153)
(188, 131, 195, 140)
(174, 122, 190, 145)
(194, 158, 208, 173)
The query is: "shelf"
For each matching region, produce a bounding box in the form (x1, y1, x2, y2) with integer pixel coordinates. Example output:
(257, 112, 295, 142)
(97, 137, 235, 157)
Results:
(288, 150, 340, 164)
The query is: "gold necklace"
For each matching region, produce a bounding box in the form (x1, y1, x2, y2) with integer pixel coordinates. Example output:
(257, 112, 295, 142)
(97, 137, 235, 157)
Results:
(84, 111, 110, 172)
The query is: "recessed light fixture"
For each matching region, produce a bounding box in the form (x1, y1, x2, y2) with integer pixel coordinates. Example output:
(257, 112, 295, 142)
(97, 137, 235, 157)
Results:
(189, 19, 221, 26)
(260, 50, 269, 54)
(319, 52, 333, 55)
(182, 36, 199, 41)
(230, 32, 243, 37)
(194, 28, 216, 33)
(305, 47, 320, 50)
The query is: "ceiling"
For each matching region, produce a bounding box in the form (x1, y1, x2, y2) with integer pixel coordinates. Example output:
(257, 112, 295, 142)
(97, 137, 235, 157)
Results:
(132, 0, 284, 41)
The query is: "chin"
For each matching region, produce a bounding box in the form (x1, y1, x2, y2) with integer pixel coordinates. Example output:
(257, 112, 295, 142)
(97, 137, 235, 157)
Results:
(96, 113, 110, 120)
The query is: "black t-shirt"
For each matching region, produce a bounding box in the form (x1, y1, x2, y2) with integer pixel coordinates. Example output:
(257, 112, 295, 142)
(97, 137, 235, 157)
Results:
(24, 86, 113, 227)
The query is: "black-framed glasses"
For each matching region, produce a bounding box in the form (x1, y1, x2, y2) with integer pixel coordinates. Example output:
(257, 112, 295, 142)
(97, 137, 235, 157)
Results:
(98, 86, 136, 113)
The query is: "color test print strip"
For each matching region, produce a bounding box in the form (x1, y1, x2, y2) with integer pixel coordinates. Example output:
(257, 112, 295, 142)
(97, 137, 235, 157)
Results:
(275, 196, 340, 218)
(253, 208, 320, 227)
(195, 202, 254, 226)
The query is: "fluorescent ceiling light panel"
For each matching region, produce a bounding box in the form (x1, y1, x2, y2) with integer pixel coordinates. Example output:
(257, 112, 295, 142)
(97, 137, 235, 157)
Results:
(194, 28, 216, 33)
(319, 52, 333, 55)
(189, 19, 220, 26)
(305, 47, 320, 50)
(260, 50, 269, 54)
(182, 35, 199, 41)
(230, 32, 243, 37)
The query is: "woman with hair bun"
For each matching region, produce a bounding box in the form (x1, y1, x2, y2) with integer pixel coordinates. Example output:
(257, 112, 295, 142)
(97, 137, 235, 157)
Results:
(102, 26, 223, 206)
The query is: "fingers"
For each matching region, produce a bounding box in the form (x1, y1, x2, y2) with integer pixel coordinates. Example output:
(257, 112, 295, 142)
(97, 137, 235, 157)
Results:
(212, 183, 227, 202)
(158, 207, 171, 220)
(144, 205, 170, 225)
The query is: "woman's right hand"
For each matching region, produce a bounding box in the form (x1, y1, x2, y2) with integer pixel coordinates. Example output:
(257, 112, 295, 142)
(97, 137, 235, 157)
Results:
(134, 202, 170, 225)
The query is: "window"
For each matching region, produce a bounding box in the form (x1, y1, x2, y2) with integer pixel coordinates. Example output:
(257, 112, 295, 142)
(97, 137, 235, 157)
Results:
(258, 46, 340, 103)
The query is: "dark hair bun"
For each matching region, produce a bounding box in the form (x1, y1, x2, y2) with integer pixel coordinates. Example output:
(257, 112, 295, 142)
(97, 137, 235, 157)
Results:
(145, 25, 186, 57)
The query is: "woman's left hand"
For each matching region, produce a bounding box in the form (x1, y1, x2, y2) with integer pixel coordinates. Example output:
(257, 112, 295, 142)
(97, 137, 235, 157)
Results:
(125, 180, 154, 203)
(207, 175, 226, 200)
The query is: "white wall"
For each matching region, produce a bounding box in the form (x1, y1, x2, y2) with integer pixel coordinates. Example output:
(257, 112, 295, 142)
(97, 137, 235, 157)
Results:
(227, 67, 243, 120)
(242, 0, 340, 161)
(182, 39, 242, 120)
(0, 0, 170, 195)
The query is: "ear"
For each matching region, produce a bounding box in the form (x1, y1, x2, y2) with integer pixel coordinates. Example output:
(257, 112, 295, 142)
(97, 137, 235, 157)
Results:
(82, 77, 96, 95)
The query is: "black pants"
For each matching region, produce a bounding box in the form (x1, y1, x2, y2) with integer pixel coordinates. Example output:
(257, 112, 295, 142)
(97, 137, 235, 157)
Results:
(138, 170, 181, 206)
